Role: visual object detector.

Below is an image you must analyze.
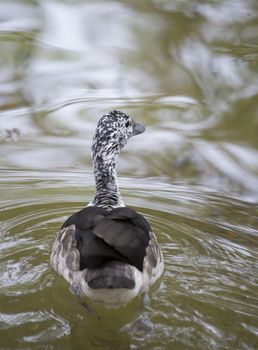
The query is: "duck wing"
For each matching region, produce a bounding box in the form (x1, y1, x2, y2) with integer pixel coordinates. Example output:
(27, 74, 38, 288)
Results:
(62, 206, 151, 271)
(93, 207, 150, 271)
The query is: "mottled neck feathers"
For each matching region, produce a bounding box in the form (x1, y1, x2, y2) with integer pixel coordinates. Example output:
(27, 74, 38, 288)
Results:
(88, 110, 145, 210)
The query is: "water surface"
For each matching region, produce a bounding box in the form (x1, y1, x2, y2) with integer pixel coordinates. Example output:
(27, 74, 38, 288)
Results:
(0, 1, 258, 349)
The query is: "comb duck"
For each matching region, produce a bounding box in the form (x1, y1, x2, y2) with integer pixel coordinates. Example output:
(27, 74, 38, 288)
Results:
(50, 110, 164, 306)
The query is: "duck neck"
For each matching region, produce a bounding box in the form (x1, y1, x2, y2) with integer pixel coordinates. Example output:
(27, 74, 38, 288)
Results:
(89, 154, 124, 209)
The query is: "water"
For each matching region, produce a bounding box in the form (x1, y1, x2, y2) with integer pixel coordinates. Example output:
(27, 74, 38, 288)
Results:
(0, 0, 258, 349)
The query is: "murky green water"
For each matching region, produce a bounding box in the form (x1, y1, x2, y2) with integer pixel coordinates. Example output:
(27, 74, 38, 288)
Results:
(0, 0, 258, 349)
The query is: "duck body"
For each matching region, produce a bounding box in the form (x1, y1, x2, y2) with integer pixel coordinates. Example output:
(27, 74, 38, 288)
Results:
(51, 206, 163, 305)
(50, 110, 164, 306)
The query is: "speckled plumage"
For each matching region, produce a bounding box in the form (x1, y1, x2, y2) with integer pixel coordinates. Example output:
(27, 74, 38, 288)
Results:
(89, 111, 141, 209)
(50, 111, 163, 307)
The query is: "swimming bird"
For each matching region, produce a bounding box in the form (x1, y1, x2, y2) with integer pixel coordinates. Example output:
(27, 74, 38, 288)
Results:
(50, 110, 164, 306)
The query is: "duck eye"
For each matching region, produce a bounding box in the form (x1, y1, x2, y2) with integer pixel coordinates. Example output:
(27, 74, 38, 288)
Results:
(125, 121, 130, 128)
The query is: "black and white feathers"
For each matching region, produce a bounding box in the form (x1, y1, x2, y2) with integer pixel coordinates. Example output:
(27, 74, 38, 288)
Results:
(50, 110, 163, 306)
(89, 110, 145, 209)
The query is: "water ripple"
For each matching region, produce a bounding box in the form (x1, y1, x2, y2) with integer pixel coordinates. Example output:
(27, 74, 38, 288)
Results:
(0, 172, 257, 349)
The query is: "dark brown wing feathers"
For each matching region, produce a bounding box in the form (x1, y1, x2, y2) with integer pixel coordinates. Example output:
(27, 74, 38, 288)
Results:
(62, 206, 151, 271)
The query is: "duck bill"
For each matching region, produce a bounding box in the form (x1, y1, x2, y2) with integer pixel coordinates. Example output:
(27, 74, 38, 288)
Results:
(132, 122, 145, 136)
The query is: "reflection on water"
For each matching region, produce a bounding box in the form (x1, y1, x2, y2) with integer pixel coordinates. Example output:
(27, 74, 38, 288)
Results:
(0, 0, 258, 349)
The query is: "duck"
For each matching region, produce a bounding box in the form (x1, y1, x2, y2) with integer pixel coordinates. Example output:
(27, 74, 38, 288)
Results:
(50, 110, 164, 307)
